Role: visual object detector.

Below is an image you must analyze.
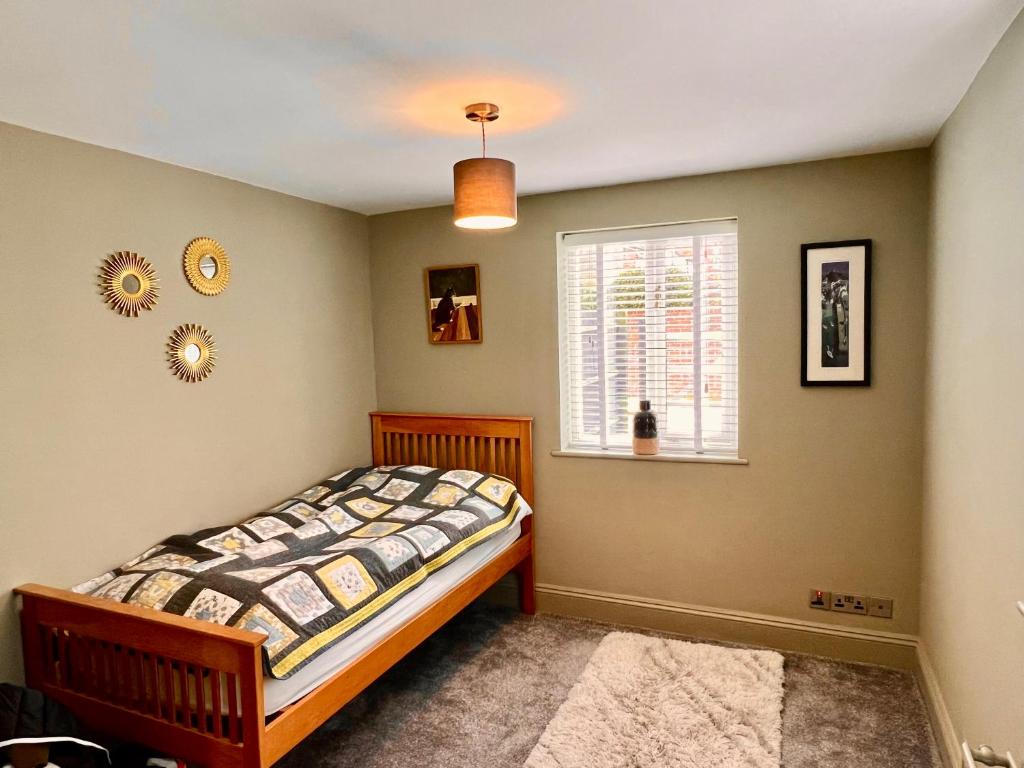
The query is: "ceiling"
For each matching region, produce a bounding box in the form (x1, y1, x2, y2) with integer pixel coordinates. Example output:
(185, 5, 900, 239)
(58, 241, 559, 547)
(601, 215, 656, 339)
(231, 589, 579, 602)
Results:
(1, 1, 1021, 214)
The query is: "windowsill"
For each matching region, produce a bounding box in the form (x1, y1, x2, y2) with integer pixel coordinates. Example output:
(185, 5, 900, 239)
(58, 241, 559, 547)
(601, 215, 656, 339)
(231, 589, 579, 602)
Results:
(550, 449, 748, 465)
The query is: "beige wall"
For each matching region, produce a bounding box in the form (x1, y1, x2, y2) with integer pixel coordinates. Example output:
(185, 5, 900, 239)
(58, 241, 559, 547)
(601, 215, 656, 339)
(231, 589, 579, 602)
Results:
(0, 123, 377, 683)
(369, 150, 930, 636)
(923, 8, 1024, 756)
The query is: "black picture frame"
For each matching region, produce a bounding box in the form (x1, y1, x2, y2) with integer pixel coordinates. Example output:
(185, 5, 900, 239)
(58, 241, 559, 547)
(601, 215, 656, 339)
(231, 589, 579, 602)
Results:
(800, 239, 872, 387)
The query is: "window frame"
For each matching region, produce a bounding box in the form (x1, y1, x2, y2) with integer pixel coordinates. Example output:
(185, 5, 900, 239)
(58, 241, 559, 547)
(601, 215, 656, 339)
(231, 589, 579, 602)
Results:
(555, 218, 742, 462)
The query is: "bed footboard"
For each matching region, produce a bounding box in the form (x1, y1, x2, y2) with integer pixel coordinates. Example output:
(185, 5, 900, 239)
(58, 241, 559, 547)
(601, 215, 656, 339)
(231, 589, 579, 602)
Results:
(15, 584, 267, 768)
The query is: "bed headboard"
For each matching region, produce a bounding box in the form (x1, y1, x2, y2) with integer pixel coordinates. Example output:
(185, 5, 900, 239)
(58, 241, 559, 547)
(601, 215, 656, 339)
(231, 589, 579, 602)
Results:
(370, 412, 534, 506)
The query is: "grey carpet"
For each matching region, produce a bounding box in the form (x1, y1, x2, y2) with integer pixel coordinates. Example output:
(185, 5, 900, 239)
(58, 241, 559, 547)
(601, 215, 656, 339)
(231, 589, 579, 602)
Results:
(276, 604, 941, 768)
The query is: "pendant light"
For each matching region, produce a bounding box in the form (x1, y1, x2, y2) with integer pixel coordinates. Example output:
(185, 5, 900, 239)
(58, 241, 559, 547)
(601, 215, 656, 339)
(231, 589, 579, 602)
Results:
(453, 103, 517, 229)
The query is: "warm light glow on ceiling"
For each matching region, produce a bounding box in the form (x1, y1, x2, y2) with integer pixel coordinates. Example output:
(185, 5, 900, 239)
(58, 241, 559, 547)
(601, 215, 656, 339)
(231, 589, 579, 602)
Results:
(402, 78, 563, 135)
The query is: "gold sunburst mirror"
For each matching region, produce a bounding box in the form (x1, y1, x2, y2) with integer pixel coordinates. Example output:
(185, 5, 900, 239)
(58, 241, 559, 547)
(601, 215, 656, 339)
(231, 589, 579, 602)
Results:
(99, 251, 160, 317)
(167, 324, 217, 382)
(183, 237, 231, 296)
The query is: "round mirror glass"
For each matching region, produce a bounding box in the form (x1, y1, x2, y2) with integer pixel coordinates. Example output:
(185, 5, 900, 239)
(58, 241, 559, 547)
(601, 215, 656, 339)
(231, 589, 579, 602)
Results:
(199, 255, 218, 279)
(122, 273, 141, 295)
(183, 343, 202, 364)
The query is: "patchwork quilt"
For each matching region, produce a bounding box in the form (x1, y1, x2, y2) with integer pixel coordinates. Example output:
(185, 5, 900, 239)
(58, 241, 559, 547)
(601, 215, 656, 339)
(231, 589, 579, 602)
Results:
(72, 465, 524, 679)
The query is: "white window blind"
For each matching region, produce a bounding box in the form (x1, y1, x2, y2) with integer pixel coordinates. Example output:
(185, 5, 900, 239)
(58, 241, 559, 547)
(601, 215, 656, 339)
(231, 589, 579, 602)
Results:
(557, 219, 739, 456)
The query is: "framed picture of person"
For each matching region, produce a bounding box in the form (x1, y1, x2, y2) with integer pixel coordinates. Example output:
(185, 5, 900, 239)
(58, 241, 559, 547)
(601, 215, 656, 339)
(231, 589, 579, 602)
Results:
(801, 239, 871, 386)
(423, 264, 482, 344)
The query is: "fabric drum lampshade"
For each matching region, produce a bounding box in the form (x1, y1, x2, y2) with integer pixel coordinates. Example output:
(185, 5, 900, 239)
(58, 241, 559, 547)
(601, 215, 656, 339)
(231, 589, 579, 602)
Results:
(453, 157, 517, 229)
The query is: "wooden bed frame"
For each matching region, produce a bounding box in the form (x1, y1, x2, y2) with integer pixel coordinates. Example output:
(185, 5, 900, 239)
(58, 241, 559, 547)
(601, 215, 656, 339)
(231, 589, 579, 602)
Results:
(15, 412, 535, 768)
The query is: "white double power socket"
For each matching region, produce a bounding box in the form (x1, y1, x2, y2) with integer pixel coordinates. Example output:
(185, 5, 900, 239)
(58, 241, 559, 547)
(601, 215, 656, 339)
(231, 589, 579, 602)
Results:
(809, 590, 893, 618)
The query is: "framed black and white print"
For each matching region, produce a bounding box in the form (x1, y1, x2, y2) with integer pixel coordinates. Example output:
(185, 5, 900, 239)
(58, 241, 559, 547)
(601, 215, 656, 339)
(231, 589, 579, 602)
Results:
(801, 239, 871, 386)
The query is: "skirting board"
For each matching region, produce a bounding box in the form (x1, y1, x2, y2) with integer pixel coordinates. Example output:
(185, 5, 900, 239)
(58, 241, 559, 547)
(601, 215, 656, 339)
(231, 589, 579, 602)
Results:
(482, 580, 959, 766)
(535, 583, 919, 669)
(915, 642, 960, 768)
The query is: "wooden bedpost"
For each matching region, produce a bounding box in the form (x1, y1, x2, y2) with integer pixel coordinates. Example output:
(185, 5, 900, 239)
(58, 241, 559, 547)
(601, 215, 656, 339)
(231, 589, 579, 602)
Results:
(515, 417, 536, 614)
(515, 515, 537, 615)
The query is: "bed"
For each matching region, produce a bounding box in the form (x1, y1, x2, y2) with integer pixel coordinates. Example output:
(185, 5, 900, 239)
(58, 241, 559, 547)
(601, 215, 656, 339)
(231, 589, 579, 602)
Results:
(15, 412, 535, 768)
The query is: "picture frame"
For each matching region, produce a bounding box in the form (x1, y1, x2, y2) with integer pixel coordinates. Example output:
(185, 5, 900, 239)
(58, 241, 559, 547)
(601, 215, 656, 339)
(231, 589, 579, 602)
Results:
(801, 239, 871, 386)
(423, 263, 482, 344)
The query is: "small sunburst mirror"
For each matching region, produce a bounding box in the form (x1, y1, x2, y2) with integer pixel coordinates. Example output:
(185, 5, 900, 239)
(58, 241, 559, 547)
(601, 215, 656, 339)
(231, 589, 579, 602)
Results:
(167, 324, 217, 382)
(99, 252, 159, 317)
(183, 237, 231, 296)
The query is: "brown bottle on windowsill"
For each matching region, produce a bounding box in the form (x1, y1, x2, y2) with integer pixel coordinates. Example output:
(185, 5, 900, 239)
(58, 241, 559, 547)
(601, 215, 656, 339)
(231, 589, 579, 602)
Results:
(632, 400, 659, 455)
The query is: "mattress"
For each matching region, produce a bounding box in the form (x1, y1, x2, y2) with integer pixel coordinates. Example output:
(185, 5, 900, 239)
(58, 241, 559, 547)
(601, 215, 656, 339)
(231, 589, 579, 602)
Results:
(263, 499, 531, 715)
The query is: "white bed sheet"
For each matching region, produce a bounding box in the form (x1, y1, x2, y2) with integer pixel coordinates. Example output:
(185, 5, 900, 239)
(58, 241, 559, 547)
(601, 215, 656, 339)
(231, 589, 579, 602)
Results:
(264, 501, 531, 714)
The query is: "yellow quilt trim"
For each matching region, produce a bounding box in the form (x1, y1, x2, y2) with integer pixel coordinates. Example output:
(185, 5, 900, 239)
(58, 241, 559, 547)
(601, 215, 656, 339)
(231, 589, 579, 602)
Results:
(270, 499, 522, 678)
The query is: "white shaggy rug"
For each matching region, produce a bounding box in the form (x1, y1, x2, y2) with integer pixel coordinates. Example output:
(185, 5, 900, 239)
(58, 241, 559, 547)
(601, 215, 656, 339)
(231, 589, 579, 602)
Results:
(524, 632, 785, 768)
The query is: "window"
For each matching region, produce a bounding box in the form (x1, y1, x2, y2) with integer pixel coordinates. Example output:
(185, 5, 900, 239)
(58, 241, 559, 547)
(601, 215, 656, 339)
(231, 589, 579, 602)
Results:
(557, 220, 739, 457)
